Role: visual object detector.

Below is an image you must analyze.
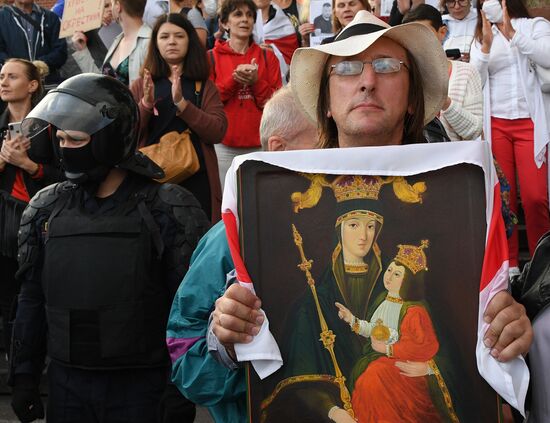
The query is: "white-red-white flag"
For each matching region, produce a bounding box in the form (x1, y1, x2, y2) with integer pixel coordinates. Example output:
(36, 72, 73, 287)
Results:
(221, 141, 529, 413)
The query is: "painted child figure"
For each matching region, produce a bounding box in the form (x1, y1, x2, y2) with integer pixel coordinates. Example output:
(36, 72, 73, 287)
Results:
(335, 240, 459, 423)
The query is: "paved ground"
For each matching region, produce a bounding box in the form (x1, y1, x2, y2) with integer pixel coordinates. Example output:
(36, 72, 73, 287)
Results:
(0, 396, 214, 423)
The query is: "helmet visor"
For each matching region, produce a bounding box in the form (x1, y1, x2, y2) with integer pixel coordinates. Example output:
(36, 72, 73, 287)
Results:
(22, 89, 116, 139)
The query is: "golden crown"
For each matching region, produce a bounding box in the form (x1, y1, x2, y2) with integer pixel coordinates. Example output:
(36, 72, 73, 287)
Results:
(395, 240, 429, 275)
(332, 175, 383, 202)
(291, 174, 426, 213)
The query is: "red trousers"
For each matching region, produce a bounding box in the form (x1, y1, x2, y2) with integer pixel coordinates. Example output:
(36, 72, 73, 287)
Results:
(491, 116, 550, 266)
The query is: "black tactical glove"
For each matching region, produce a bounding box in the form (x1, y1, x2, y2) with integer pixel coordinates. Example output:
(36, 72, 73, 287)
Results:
(11, 374, 44, 423)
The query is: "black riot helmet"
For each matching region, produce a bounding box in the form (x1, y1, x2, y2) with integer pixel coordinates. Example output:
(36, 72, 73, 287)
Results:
(23, 73, 163, 183)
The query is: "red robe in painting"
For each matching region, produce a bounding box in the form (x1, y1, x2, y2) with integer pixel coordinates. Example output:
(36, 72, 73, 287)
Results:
(351, 305, 442, 423)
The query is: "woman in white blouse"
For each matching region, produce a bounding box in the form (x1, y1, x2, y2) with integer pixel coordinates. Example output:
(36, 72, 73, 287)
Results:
(470, 0, 550, 276)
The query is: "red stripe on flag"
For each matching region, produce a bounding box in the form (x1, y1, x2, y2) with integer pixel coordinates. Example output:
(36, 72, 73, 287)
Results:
(222, 211, 253, 283)
(479, 183, 509, 292)
(265, 33, 299, 64)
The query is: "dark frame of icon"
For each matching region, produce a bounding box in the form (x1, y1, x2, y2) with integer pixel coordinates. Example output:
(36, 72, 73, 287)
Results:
(238, 160, 501, 423)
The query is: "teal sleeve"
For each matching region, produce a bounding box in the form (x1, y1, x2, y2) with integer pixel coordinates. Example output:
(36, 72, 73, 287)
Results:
(166, 221, 247, 422)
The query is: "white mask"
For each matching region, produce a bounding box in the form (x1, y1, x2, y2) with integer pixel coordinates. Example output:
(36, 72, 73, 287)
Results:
(202, 0, 218, 18)
(482, 0, 503, 24)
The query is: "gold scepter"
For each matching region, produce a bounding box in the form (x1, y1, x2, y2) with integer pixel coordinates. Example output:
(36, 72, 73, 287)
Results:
(291, 224, 355, 419)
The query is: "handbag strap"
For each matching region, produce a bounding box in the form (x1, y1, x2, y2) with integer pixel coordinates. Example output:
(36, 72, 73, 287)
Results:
(194, 80, 203, 108)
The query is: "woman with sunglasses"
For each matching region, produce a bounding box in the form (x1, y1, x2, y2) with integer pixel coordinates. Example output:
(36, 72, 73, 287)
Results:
(441, 0, 478, 61)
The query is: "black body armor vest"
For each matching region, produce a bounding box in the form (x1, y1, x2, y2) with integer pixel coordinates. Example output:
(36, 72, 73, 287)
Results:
(41, 186, 169, 369)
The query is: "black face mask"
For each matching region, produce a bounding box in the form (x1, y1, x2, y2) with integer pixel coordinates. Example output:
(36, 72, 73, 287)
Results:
(59, 142, 109, 187)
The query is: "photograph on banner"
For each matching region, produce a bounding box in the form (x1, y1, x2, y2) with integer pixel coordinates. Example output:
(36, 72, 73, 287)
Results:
(309, 0, 332, 37)
(236, 149, 502, 423)
(60, 0, 105, 38)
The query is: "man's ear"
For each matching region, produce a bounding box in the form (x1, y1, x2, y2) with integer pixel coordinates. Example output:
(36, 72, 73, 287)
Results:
(267, 136, 287, 151)
(438, 25, 448, 43)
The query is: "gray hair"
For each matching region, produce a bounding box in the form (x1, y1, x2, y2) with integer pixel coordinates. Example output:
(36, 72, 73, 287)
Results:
(259, 85, 314, 150)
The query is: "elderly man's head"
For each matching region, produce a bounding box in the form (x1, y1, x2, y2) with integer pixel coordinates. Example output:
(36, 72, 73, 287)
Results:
(291, 11, 448, 149)
(260, 86, 318, 151)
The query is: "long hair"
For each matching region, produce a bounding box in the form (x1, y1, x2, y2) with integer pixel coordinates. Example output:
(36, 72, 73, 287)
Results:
(403, 49, 425, 144)
(317, 60, 338, 149)
(4, 58, 46, 107)
(332, 0, 371, 34)
(317, 46, 425, 148)
(142, 13, 210, 80)
(475, 0, 530, 43)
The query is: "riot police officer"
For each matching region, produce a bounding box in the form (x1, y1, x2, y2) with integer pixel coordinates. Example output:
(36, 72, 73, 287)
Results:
(8, 74, 210, 422)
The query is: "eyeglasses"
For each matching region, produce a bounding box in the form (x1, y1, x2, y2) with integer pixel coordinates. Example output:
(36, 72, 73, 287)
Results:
(445, 0, 469, 7)
(330, 58, 409, 76)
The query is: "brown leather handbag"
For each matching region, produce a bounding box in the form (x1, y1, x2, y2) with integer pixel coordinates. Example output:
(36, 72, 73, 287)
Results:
(139, 129, 199, 184)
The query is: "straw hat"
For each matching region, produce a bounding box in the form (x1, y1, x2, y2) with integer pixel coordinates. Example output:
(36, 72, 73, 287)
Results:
(290, 11, 448, 126)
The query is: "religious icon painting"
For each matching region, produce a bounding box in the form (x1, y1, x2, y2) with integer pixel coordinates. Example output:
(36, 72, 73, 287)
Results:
(221, 142, 529, 423)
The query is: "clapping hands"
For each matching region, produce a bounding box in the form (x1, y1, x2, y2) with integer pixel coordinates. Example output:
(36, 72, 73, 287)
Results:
(233, 58, 258, 86)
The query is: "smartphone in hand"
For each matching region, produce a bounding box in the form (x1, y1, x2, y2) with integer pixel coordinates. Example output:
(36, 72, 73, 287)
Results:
(445, 49, 462, 60)
(8, 122, 22, 139)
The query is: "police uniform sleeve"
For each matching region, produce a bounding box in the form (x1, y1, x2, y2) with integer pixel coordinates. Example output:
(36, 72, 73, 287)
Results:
(8, 184, 69, 385)
(166, 221, 247, 422)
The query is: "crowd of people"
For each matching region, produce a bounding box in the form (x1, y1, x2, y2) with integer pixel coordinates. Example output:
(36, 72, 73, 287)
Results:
(0, 0, 548, 421)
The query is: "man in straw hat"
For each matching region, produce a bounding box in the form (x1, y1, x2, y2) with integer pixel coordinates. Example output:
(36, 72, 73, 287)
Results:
(208, 9, 533, 420)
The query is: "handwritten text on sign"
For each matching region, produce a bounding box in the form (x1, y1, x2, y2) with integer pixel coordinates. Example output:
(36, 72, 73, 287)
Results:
(60, 0, 104, 38)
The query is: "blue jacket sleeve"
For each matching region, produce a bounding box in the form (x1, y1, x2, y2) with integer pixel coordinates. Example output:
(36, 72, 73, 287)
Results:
(37, 12, 67, 71)
(0, 10, 11, 65)
(166, 221, 247, 423)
